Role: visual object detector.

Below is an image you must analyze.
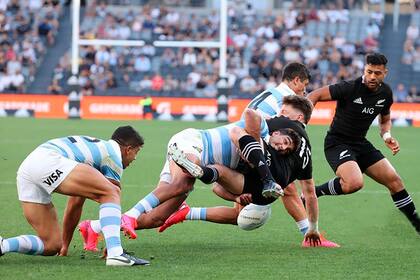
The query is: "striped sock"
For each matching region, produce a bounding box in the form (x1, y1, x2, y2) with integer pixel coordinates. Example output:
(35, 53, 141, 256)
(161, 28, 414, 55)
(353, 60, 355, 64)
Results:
(186, 208, 207, 220)
(1, 235, 44, 255)
(392, 189, 417, 221)
(100, 203, 123, 257)
(296, 219, 309, 235)
(316, 177, 343, 197)
(124, 193, 160, 219)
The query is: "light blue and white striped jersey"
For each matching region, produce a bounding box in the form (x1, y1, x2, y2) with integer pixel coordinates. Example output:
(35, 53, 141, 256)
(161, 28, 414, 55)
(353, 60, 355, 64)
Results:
(199, 118, 269, 169)
(39, 136, 123, 182)
(246, 83, 295, 118)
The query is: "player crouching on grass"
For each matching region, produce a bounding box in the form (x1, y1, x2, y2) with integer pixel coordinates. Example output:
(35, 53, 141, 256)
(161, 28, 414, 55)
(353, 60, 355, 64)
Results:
(0, 126, 149, 266)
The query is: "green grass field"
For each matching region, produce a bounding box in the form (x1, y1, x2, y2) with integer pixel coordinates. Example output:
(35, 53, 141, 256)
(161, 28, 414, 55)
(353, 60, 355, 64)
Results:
(0, 118, 419, 280)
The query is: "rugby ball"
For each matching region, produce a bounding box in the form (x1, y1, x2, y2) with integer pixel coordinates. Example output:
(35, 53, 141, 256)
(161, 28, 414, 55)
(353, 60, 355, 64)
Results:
(237, 203, 272, 231)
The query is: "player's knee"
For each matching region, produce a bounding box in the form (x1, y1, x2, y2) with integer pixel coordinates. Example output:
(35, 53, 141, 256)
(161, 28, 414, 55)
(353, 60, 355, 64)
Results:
(387, 173, 403, 191)
(345, 177, 364, 193)
(43, 239, 62, 256)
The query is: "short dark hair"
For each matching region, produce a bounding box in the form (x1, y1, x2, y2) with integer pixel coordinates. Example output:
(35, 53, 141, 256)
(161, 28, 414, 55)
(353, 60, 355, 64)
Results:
(281, 62, 311, 82)
(366, 52, 388, 66)
(283, 95, 313, 124)
(277, 128, 301, 155)
(111, 125, 144, 147)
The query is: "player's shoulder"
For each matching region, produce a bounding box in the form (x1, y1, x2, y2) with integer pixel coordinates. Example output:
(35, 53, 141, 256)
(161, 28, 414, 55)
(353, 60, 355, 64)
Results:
(380, 81, 393, 97)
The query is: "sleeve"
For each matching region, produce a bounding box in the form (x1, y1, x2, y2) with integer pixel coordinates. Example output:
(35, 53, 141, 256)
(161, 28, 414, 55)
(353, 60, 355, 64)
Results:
(329, 80, 354, 101)
(381, 89, 393, 116)
(101, 155, 123, 183)
(297, 158, 312, 180)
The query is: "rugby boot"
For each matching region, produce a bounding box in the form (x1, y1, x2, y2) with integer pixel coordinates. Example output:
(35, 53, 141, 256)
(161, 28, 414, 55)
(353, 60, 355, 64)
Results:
(168, 143, 203, 178)
(79, 220, 101, 252)
(106, 252, 150, 266)
(159, 202, 190, 233)
(121, 214, 138, 239)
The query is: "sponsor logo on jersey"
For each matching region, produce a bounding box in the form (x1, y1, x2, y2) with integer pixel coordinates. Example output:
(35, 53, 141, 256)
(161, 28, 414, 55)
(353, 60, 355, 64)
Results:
(353, 97, 363, 104)
(43, 169, 64, 186)
(375, 99, 386, 107)
(339, 150, 350, 160)
(362, 107, 375, 114)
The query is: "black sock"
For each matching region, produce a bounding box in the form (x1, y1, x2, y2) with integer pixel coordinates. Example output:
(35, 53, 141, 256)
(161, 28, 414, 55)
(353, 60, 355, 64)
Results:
(199, 166, 219, 184)
(316, 177, 343, 197)
(238, 135, 273, 181)
(391, 189, 419, 223)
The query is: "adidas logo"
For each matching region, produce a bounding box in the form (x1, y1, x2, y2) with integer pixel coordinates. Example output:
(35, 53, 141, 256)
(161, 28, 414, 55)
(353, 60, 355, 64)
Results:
(353, 97, 363, 104)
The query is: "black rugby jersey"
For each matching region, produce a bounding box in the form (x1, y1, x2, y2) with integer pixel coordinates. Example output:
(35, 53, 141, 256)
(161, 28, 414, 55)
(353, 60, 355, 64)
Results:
(328, 76, 393, 139)
(266, 116, 312, 181)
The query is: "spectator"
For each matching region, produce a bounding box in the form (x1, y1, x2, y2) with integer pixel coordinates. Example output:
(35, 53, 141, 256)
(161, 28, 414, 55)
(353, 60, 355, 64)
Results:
(48, 79, 62, 94)
(240, 74, 257, 93)
(407, 85, 419, 103)
(394, 83, 409, 102)
(80, 79, 95, 96)
(139, 75, 152, 90)
(134, 54, 151, 72)
(151, 72, 164, 91)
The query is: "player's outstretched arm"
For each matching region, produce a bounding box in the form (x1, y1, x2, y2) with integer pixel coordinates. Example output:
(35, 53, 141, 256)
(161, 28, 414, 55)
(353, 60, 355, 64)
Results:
(379, 114, 400, 155)
(306, 86, 332, 106)
(60, 196, 86, 256)
(300, 179, 321, 246)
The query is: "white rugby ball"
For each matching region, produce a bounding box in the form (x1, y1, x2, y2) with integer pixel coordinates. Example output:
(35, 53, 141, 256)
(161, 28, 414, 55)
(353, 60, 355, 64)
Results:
(237, 203, 272, 231)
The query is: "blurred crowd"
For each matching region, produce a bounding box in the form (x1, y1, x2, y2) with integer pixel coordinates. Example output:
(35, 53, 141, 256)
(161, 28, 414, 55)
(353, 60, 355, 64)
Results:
(52, 0, 390, 99)
(0, 0, 63, 92)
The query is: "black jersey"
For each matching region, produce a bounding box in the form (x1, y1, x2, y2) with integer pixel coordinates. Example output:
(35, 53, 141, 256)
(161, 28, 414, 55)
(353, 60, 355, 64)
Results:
(328, 76, 393, 139)
(266, 116, 312, 181)
(237, 116, 313, 185)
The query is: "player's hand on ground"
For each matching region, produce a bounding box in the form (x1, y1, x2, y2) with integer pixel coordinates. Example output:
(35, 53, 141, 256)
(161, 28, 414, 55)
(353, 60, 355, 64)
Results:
(385, 137, 400, 155)
(236, 193, 252, 206)
(59, 246, 68, 256)
(304, 230, 321, 247)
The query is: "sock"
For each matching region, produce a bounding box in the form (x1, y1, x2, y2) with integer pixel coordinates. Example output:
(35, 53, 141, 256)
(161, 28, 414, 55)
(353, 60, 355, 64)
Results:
(199, 166, 219, 184)
(238, 135, 272, 181)
(124, 193, 160, 219)
(99, 203, 123, 257)
(186, 208, 207, 220)
(296, 219, 309, 235)
(90, 219, 102, 233)
(1, 235, 44, 255)
(392, 189, 418, 223)
(316, 177, 343, 197)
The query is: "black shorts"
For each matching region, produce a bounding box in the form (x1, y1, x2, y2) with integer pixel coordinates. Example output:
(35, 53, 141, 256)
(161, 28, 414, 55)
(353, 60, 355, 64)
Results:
(242, 170, 277, 205)
(324, 133, 385, 173)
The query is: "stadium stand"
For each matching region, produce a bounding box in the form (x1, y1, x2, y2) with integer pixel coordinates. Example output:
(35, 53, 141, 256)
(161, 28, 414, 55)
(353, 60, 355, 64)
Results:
(0, 0, 417, 103)
(0, 0, 64, 93)
(44, 1, 376, 98)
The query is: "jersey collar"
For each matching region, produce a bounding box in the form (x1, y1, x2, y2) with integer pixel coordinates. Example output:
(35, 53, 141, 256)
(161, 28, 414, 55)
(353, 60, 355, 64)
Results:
(275, 82, 295, 96)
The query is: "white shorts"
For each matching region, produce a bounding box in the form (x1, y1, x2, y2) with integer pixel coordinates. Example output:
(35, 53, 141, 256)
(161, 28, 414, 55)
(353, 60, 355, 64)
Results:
(17, 147, 78, 204)
(160, 128, 203, 183)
